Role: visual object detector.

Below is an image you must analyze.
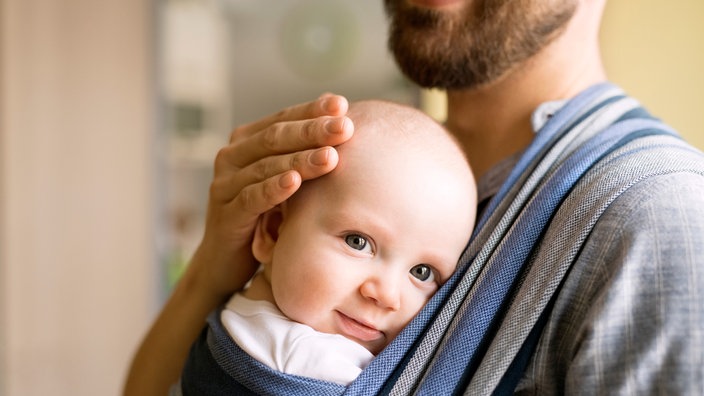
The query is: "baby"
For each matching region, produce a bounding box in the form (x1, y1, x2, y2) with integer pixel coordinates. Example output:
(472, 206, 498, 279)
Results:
(218, 100, 477, 386)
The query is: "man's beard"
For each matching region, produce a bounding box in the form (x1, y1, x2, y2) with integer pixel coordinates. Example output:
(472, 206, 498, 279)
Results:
(384, 0, 577, 90)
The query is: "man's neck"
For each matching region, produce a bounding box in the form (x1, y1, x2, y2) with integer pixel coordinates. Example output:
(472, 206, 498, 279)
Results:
(444, 82, 538, 181)
(444, 0, 608, 181)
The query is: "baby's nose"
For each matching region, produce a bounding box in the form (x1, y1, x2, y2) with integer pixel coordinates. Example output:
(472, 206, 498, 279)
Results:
(359, 274, 401, 311)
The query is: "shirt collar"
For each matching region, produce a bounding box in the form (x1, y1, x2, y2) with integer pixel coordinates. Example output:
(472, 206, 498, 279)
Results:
(531, 99, 567, 132)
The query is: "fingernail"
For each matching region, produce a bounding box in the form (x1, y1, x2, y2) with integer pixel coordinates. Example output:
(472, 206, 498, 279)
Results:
(325, 117, 348, 135)
(279, 172, 296, 188)
(325, 118, 340, 134)
(321, 96, 337, 113)
(310, 148, 329, 166)
(321, 97, 332, 112)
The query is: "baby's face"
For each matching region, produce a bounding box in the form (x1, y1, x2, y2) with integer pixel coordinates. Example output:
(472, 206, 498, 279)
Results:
(266, 134, 475, 354)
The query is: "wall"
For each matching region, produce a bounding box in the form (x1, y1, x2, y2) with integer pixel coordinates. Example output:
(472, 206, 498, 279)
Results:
(0, 0, 155, 395)
(602, 0, 704, 149)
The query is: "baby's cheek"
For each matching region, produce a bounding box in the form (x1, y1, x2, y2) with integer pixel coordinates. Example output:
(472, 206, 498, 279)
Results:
(396, 296, 428, 332)
(400, 293, 432, 323)
(277, 287, 326, 326)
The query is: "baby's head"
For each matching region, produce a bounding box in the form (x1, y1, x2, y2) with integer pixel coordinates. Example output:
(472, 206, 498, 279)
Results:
(252, 100, 477, 354)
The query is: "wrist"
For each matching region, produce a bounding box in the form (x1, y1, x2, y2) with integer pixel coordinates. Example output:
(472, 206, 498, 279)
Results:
(178, 245, 229, 309)
(183, 240, 258, 306)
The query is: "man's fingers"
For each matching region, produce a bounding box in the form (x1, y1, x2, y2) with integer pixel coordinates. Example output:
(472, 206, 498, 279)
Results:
(231, 94, 349, 141)
(234, 171, 302, 217)
(228, 115, 353, 168)
(211, 147, 339, 203)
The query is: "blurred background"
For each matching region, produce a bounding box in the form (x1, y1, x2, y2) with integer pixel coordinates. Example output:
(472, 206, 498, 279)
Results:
(1, 0, 702, 394)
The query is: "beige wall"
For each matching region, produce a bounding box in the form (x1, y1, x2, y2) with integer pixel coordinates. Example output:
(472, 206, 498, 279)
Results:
(0, 0, 155, 395)
(602, 0, 704, 149)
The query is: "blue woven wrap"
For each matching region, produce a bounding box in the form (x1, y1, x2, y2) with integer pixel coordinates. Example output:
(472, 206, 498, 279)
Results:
(177, 83, 699, 395)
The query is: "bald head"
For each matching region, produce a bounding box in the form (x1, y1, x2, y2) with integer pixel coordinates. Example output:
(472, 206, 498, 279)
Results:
(338, 100, 471, 182)
(287, 99, 476, 234)
(344, 100, 463, 150)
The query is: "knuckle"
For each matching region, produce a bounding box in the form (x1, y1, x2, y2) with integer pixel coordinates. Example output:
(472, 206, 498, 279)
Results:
(274, 107, 289, 120)
(260, 180, 278, 206)
(262, 124, 281, 152)
(289, 153, 305, 171)
(237, 185, 257, 214)
(301, 119, 317, 143)
(213, 147, 229, 167)
(209, 179, 225, 202)
(230, 126, 244, 142)
(237, 181, 276, 215)
(251, 159, 269, 180)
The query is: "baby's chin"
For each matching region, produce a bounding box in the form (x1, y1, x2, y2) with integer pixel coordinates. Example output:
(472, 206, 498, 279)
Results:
(347, 336, 387, 356)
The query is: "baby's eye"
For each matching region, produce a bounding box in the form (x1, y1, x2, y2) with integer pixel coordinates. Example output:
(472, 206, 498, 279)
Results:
(345, 234, 371, 253)
(410, 264, 436, 283)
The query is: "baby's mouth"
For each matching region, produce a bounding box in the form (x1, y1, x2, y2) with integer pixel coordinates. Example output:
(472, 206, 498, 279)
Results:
(334, 310, 384, 343)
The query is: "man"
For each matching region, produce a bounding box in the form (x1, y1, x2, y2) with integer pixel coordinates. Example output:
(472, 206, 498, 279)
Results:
(125, 0, 704, 394)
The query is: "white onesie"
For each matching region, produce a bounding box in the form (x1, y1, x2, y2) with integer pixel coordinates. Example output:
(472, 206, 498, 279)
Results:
(221, 294, 374, 385)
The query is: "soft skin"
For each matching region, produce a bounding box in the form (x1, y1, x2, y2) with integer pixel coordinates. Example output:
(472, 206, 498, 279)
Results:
(244, 100, 476, 355)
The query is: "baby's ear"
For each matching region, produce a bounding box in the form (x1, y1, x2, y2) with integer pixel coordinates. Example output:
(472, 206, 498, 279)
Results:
(251, 206, 283, 264)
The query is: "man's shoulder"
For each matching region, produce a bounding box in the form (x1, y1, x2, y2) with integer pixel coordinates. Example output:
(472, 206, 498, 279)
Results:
(579, 170, 704, 280)
(523, 144, 704, 395)
(593, 134, 704, 228)
(573, 136, 704, 268)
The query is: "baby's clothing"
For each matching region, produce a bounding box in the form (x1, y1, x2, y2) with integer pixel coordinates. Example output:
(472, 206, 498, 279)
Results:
(221, 293, 374, 385)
